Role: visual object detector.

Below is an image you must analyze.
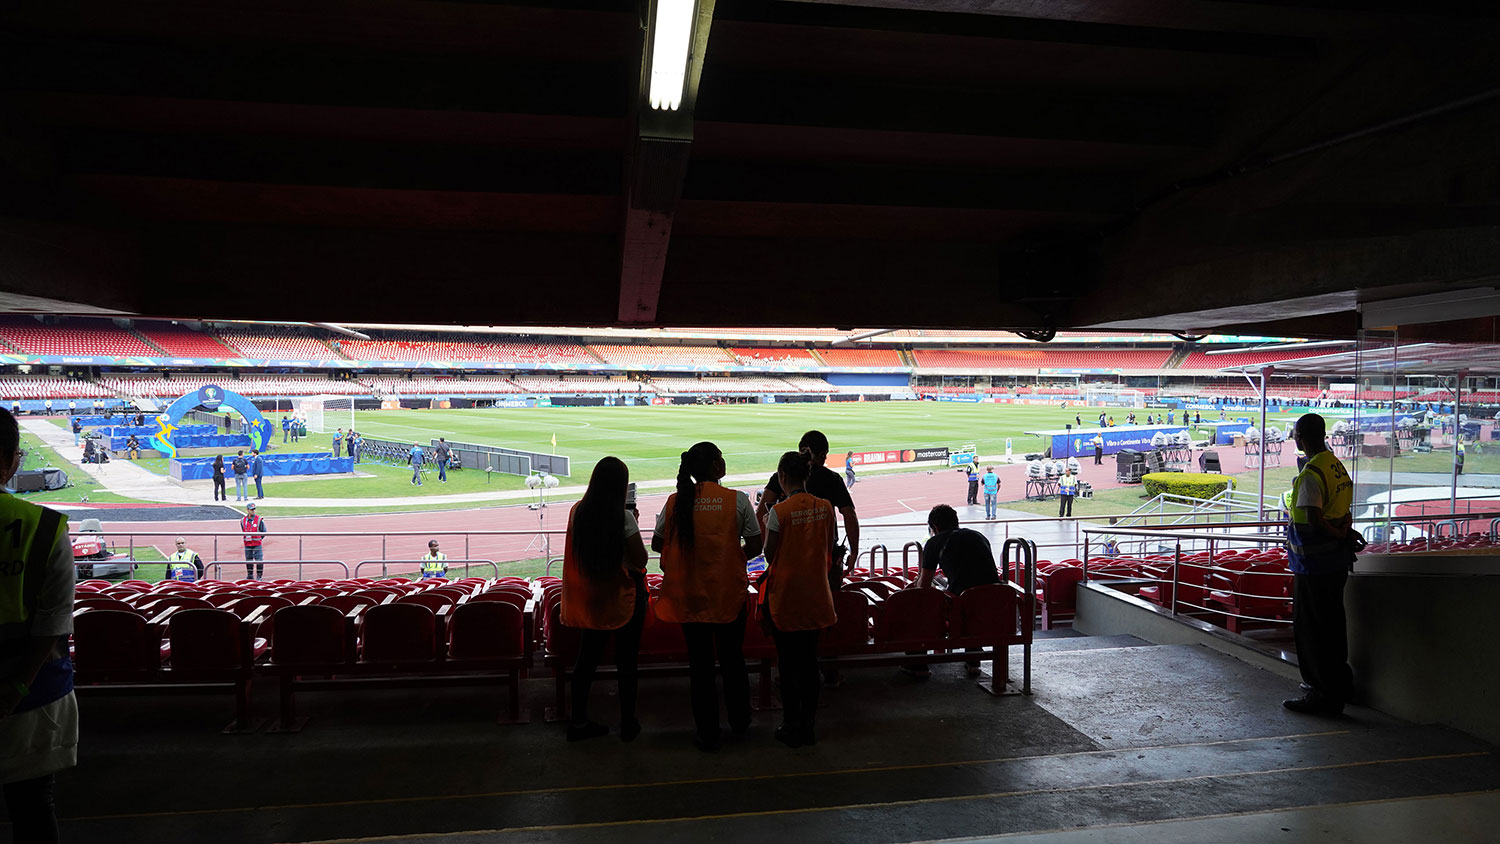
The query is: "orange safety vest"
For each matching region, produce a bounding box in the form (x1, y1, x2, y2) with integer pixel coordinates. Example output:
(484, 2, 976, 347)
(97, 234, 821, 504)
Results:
(560, 504, 638, 631)
(656, 482, 748, 624)
(761, 492, 837, 631)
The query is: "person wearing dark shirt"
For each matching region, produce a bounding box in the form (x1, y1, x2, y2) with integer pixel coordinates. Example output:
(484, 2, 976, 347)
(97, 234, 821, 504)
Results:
(212, 455, 226, 502)
(902, 505, 1000, 678)
(756, 430, 859, 688)
(756, 431, 858, 593)
(962, 464, 978, 505)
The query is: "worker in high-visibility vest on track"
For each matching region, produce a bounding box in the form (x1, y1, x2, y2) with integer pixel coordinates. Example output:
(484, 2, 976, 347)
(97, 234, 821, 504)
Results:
(420, 541, 448, 579)
(0, 408, 77, 842)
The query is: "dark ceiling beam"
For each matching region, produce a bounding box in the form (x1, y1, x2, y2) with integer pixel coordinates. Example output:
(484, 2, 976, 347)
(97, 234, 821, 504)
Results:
(63, 176, 621, 234)
(674, 200, 1110, 241)
(779, 0, 1500, 39)
(0, 41, 634, 118)
(718, 0, 1317, 56)
(709, 13, 1313, 95)
(694, 70, 1221, 147)
(49, 131, 623, 195)
(0, 0, 637, 58)
(693, 121, 1197, 170)
(618, 0, 718, 325)
(655, 235, 1049, 328)
(9, 92, 628, 150)
(141, 225, 623, 325)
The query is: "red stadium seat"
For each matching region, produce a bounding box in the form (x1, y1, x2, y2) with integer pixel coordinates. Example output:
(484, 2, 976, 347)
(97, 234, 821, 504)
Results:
(166, 609, 265, 730)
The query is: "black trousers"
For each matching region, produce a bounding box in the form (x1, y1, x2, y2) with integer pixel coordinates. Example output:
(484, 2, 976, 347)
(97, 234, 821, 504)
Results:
(4, 774, 59, 844)
(769, 620, 821, 733)
(1094, 446, 1103, 465)
(572, 588, 647, 726)
(1293, 572, 1353, 704)
(967, 480, 979, 505)
(213, 477, 226, 500)
(1059, 494, 1074, 517)
(681, 610, 751, 740)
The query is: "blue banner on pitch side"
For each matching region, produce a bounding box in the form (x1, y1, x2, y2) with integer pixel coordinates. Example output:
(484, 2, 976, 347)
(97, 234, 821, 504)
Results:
(1031, 425, 1191, 458)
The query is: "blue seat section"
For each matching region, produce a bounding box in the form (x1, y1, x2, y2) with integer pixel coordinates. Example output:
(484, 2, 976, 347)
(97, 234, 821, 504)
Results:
(170, 453, 354, 481)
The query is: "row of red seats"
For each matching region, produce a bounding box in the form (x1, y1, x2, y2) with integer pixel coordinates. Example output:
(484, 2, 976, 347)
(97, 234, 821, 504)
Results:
(537, 569, 1032, 719)
(72, 576, 535, 729)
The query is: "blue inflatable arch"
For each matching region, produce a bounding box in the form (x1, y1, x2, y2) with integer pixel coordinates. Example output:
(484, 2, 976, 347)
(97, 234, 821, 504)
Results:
(149, 385, 274, 459)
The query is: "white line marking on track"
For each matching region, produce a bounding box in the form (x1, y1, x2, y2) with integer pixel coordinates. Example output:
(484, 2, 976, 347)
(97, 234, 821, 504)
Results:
(896, 497, 929, 512)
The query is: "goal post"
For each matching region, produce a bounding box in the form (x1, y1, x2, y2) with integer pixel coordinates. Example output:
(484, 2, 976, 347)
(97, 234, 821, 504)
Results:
(297, 394, 355, 433)
(1083, 387, 1146, 409)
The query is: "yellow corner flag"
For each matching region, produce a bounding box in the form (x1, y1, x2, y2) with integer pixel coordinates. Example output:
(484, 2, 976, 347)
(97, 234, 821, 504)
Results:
(551, 432, 557, 453)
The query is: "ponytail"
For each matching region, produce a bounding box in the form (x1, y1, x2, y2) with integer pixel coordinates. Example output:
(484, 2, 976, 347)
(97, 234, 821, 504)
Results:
(672, 441, 722, 549)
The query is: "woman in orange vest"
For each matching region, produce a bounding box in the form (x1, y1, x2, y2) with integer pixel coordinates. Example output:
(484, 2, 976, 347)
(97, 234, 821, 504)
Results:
(652, 442, 763, 751)
(761, 451, 838, 747)
(561, 457, 649, 742)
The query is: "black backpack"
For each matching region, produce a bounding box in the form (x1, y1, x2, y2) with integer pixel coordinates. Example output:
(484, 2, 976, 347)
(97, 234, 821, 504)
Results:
(233, 457, 247, 473)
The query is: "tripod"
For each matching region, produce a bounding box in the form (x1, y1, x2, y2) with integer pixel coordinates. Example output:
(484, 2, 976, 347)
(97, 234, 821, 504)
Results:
(523, 478, 551, 559)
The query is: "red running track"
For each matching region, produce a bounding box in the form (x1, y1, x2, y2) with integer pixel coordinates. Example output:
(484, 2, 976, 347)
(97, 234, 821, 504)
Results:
(90, 446, 1270, 580)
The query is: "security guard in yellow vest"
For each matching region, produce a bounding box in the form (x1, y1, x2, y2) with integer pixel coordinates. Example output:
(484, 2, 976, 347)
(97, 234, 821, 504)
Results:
(1456, 437, 1465, 476)
(1058, 468, 1078, 518)
(420, 540, 448, 579)
(0, 408, 77, 841)
(1283, 413, 1356, 716)
(167, 537, 205, 582)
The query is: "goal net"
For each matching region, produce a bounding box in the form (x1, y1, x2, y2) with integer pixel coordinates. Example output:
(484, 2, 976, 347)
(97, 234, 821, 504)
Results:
(1083, 387, 1146, 409)
(298, 394, 355, 434)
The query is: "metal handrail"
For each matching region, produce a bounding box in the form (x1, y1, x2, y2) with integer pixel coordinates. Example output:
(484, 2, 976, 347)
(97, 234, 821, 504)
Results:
(205, 559, 350, 579)
(900, 541, 923, 574)
(354, 559, 500, 578)
(866, 544, 890, 575)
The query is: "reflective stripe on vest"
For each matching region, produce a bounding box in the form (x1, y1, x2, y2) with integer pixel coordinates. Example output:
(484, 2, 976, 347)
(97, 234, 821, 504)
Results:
(1287, 450, 1353, 570)
(1060, 476, 1077, 495)
(763, 493, 837, 632)
(560, 504, 638, 630)
(0, 495, 67, 630)
(656, 482, 748, 624)
(241, 516, 264, 546)
(420, 552, 447, 576)
(167, 549, 199, 580)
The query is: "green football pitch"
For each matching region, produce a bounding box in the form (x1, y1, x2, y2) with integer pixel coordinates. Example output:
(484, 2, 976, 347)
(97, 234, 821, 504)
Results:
(329, 402, 1302, 487)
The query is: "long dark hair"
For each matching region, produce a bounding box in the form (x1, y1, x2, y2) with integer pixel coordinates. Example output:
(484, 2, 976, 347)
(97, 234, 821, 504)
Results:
(213, 455, 224, 469)
(673, 442, 722, 549)
(573, 457, 628, 581)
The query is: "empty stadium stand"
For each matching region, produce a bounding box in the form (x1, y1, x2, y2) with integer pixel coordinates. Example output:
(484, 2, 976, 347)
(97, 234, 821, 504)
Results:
(730, 347, 816, 365)
(815, 348, 905, 367)
(136, 324, 237, 358)
(216, 328, 342, 360)
(0, 376, 112, 399)
(336, 336, 597, 364)
(913, 348, 1173, 370)
(363, 376, 524, 395)
(588, 344, 737, 366)
(0, 318, 159, 357)
(1176, 349, 1331, 369)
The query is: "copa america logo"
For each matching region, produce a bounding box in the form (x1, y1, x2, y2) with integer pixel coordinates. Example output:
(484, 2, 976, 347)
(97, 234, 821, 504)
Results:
(197, 385, 224, 411)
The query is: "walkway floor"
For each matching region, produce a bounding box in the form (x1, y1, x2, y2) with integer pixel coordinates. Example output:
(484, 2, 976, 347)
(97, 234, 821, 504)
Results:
(59, 632, 1500, 844)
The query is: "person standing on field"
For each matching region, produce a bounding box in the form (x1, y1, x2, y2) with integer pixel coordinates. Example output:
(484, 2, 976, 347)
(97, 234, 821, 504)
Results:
(981, 466, 999, 520)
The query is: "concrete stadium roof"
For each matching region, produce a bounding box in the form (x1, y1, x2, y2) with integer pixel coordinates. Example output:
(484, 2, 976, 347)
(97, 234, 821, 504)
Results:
(1230, 344, 1500, 379)
(2, 1, 1500, 337)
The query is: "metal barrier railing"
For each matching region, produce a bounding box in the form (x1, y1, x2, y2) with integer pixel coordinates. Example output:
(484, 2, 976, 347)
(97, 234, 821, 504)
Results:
(900, 541, 922, 575)
(1080, 526, 1292, 627)
(205, 559, 351, 580)
(353, 559, 501, 579)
